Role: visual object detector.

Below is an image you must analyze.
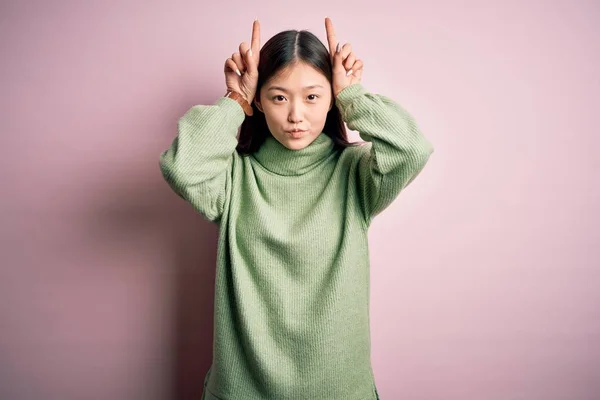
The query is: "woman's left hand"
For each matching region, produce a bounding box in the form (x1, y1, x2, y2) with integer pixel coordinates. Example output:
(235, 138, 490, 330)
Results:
(325, 17, 364, 98)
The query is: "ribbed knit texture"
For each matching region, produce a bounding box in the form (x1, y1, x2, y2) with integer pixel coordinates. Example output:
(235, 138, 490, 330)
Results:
(159, 83, 434, 400)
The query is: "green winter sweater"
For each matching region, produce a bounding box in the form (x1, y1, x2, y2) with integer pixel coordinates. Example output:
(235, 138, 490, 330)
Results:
(159, 83, 434, 400)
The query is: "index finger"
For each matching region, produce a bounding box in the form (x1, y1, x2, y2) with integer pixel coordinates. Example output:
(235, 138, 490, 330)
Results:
(251, 19, 261, 52)
(325, 17, 338, 56)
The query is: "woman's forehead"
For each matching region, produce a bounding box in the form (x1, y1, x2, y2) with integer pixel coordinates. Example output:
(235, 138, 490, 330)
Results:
(268, 64, 330, 89)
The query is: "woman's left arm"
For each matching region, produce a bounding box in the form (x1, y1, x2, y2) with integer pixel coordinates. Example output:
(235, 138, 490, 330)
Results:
(336, 83, 434, 223)
(324, 17, 434, 224)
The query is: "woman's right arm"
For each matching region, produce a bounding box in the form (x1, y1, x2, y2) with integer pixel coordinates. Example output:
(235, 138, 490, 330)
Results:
(160, 19, 260, 223)
(159, 97, 245, 223)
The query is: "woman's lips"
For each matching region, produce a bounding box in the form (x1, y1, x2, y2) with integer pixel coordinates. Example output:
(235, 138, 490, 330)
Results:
(286, 130, 307, 138)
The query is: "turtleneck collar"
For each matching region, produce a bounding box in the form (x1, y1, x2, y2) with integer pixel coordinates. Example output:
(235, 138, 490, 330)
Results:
(251, 132, 337, 176)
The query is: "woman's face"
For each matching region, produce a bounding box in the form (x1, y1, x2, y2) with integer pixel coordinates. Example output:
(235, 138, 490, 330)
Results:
(255, 61, 333, 150)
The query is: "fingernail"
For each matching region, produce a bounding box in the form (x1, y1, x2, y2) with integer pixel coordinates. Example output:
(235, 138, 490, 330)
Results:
(255, 17, 259, 21)
(346, 69, 353, 76)
(336, 43, 340, 53)
(236, 68, 242, 76)
(248, 49, 253, 56)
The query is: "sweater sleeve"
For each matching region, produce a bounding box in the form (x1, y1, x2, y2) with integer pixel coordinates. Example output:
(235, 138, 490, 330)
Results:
(335, 84, 434, 224)
(159, 96, 246, 223)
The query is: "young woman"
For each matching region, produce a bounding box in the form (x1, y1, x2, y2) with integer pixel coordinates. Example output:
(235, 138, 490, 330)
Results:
(160, 17, 434, 400)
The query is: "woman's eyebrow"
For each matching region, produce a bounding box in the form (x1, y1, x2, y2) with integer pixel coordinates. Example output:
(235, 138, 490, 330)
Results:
(266, 85, 325, 92)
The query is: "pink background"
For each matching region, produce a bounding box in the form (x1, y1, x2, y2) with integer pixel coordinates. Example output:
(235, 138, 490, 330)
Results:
(2, 0, 599, 399)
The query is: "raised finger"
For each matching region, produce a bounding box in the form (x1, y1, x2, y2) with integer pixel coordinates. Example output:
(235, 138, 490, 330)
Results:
(325, 17, 338, 56)
(251, 19, 261, 53)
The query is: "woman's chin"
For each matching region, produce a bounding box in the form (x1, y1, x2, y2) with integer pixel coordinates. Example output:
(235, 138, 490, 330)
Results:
(282, 141, 306, 150)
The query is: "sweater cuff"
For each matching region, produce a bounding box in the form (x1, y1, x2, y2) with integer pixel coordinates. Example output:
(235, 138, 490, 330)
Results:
(215, 96, 247, 127)
(335, 83, 368, 113)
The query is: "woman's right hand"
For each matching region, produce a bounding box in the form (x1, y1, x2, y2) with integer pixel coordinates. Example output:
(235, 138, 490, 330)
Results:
(224, 19, 261, 104)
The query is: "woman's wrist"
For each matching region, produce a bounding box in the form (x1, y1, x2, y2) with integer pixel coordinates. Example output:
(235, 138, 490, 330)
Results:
(225, 90, 253, 103)
(224, 90, 254, 116)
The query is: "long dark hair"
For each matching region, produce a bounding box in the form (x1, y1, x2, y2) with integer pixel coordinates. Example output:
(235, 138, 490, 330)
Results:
(235, 29, 361, 155)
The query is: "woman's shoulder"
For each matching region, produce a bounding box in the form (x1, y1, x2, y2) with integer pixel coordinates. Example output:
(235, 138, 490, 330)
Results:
(338, 140, 371, 160)
(334, 141, 371, 173)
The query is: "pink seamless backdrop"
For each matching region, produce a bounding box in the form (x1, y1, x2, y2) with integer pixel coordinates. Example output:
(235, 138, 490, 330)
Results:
(1, 0, 599, 399)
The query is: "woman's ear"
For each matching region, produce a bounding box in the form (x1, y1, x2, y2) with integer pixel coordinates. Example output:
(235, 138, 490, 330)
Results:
(254, 98, 264, 113)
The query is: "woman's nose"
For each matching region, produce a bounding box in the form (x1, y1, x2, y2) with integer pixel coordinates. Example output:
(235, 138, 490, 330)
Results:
(288, 105, 304, 123)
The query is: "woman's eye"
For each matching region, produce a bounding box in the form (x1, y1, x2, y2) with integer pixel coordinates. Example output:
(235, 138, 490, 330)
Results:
(272, 95, 319, 102)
